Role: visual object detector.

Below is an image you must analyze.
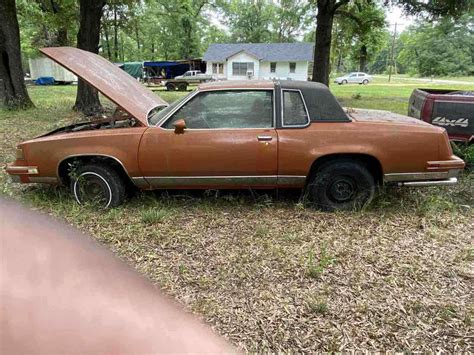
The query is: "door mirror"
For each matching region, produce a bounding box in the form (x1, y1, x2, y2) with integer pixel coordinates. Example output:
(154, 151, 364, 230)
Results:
(173, 119, 186, 134)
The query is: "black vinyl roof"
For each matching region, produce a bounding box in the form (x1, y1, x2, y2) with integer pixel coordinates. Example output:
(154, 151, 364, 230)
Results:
(279, 80, 350, 122)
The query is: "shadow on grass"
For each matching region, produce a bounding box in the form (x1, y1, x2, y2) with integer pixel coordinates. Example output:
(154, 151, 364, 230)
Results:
(17, 172, 473, 218)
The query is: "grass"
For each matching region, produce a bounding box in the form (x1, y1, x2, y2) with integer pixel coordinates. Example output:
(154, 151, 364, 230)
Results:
(331, 77, 474, 115)
(141, 207, 172, 224)
(1, 82, 473, 352)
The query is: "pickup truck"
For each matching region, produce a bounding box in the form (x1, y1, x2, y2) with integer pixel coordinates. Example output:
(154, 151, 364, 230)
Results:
(408, 88, 473, 143)
(5, 47, 465, 211)
(164, 70, 213, 91)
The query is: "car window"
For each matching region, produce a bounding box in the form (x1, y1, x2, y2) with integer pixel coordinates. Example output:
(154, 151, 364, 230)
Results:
(282, 90, 309, 126)
(349, 73, 356, 77)
(163, 90, 273, 129)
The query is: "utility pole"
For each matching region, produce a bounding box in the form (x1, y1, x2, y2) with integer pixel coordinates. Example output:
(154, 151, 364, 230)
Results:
(388, 22, 397, 82)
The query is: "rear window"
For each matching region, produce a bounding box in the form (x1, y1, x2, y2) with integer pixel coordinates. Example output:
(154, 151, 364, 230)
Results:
(282, 90, 309, 127)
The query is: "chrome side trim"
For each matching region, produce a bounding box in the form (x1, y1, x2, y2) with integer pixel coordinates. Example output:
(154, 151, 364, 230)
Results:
(145, 175, 278, 187)
(277, 175, 306, 186)
(399, 177, 458, 187)
(131, 177, 150, 188)
(280, 89, 311, 128)
(29, 177, 58, 184)
(134, 175, 306, 187)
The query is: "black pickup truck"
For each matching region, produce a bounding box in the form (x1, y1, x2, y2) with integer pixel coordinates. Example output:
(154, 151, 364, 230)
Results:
(408, 88, 473, 143)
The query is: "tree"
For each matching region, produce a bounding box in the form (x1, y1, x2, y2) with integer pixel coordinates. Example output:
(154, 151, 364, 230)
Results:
(397, 15, 473, 76)
(0, 0, 34, 109)
(310, 0, 472, 86)
(338, 2, 386, 72)
(73, 0, 106, 116)
(272, 0, 312, 42)
(311, 0, 350, 86)
(387, 0, 473, 18)
(223, 0, 275, 43)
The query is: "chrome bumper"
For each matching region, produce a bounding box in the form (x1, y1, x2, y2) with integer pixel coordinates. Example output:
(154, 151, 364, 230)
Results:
(397, 177, 458, 187)
(384, 169, 462, 187)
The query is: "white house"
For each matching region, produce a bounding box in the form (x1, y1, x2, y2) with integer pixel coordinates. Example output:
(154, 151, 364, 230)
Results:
(203, 43, 314, 81)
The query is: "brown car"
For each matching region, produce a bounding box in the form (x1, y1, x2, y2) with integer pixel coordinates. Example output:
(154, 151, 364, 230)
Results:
(5, 47, 465, 211)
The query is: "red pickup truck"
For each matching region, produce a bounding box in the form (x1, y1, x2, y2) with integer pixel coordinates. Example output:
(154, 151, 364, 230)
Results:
(408, 88, 473, 143)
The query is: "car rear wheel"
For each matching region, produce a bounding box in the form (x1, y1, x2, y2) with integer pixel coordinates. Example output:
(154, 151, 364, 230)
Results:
(307, 160, 375, 211)
(70, 164, 126, 208)
(166, 83, 176, 91)
(177, 83, 187, 91)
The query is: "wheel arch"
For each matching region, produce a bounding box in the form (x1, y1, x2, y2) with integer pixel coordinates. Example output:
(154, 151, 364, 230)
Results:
(57, 154, 133, 187)
(306, 153, 383, 186)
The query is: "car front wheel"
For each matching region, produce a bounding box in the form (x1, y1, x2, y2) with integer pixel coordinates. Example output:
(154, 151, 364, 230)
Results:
(307, 160, 375, 211)
(342, 79, 348, 85)
(362, 79, 369, 85)
(71, 164, 126, 208)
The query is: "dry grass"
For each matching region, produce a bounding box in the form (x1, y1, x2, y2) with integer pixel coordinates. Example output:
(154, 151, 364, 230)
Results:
(1, 86, 473, 352)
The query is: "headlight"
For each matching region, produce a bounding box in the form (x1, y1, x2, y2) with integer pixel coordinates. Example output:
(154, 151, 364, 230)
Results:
(16, 147, 24, 160)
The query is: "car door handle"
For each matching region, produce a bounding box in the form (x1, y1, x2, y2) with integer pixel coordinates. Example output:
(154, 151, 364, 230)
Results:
(257, 135, 273, 142)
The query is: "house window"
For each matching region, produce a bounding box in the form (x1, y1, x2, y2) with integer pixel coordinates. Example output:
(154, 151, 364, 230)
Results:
(270, 62, 276, 73)
(232, 62, 254, 76)
(289, 62, 296, 74)
(212, 63, 223, 74)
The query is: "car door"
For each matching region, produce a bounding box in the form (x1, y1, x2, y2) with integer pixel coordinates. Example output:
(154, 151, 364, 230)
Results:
(348, 73, 358, 83)
(138, 89, 278, 188)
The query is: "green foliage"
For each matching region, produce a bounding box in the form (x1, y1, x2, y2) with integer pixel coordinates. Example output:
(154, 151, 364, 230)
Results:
(397, 15, 474, 76)
(333, 1, 387, 72)
(306, 296, 329, 315)
(306, 243, 336, 279)
(452, 142, 474, 168)
(141, 207, 171, 224)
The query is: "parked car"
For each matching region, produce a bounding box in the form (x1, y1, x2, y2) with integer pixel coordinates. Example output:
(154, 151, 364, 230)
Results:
(408, 88, 473, 143)
(334, 72, 372, 85)
(5, 47, 465, 211)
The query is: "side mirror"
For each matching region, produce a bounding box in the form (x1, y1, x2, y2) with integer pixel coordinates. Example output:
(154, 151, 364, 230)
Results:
(173, 119, 186, 134)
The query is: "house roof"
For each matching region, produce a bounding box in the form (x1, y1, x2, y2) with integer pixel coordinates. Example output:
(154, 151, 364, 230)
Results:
(203, 43, 314, 62)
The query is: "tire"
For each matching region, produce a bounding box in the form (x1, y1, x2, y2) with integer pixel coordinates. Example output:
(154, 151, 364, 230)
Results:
(362, 79, 369, 85)
(307, 160, 375, 211)
(166, 83, 176, 91)
(70, 164, 126, 208)
(342, 79, 348, 85)
(177, 83, 187, 91)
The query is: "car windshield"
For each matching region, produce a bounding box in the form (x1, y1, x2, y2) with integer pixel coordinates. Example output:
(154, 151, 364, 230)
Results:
(147, 91, 194, 126)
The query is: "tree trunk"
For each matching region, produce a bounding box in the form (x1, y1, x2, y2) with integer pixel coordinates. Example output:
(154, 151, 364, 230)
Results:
(359, 44, 368, 72)
(312, 0, 335, 86)
(135, 25, 140, 51)
(0, 0, 34, 109)
(73, 0, 106, 116)
(113, 3, 118, 62)
(103, 21, 112, 59)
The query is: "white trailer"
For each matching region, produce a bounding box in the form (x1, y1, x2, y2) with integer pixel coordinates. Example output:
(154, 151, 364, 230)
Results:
(29, 56, 77, 83)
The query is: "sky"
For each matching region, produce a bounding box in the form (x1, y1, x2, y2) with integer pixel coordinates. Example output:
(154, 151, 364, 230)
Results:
(208, 3, 416, 39)
(385, 5, 416, 33)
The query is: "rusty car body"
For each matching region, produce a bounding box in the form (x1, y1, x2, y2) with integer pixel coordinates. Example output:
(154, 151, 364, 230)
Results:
(5, 47, 465, 210)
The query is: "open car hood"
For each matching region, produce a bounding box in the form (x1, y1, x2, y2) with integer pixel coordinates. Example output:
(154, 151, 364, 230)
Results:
(40, 47, 168, 126)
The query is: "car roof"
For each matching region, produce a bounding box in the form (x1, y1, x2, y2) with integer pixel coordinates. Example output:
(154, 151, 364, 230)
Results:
(199, 80, 275, 91)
